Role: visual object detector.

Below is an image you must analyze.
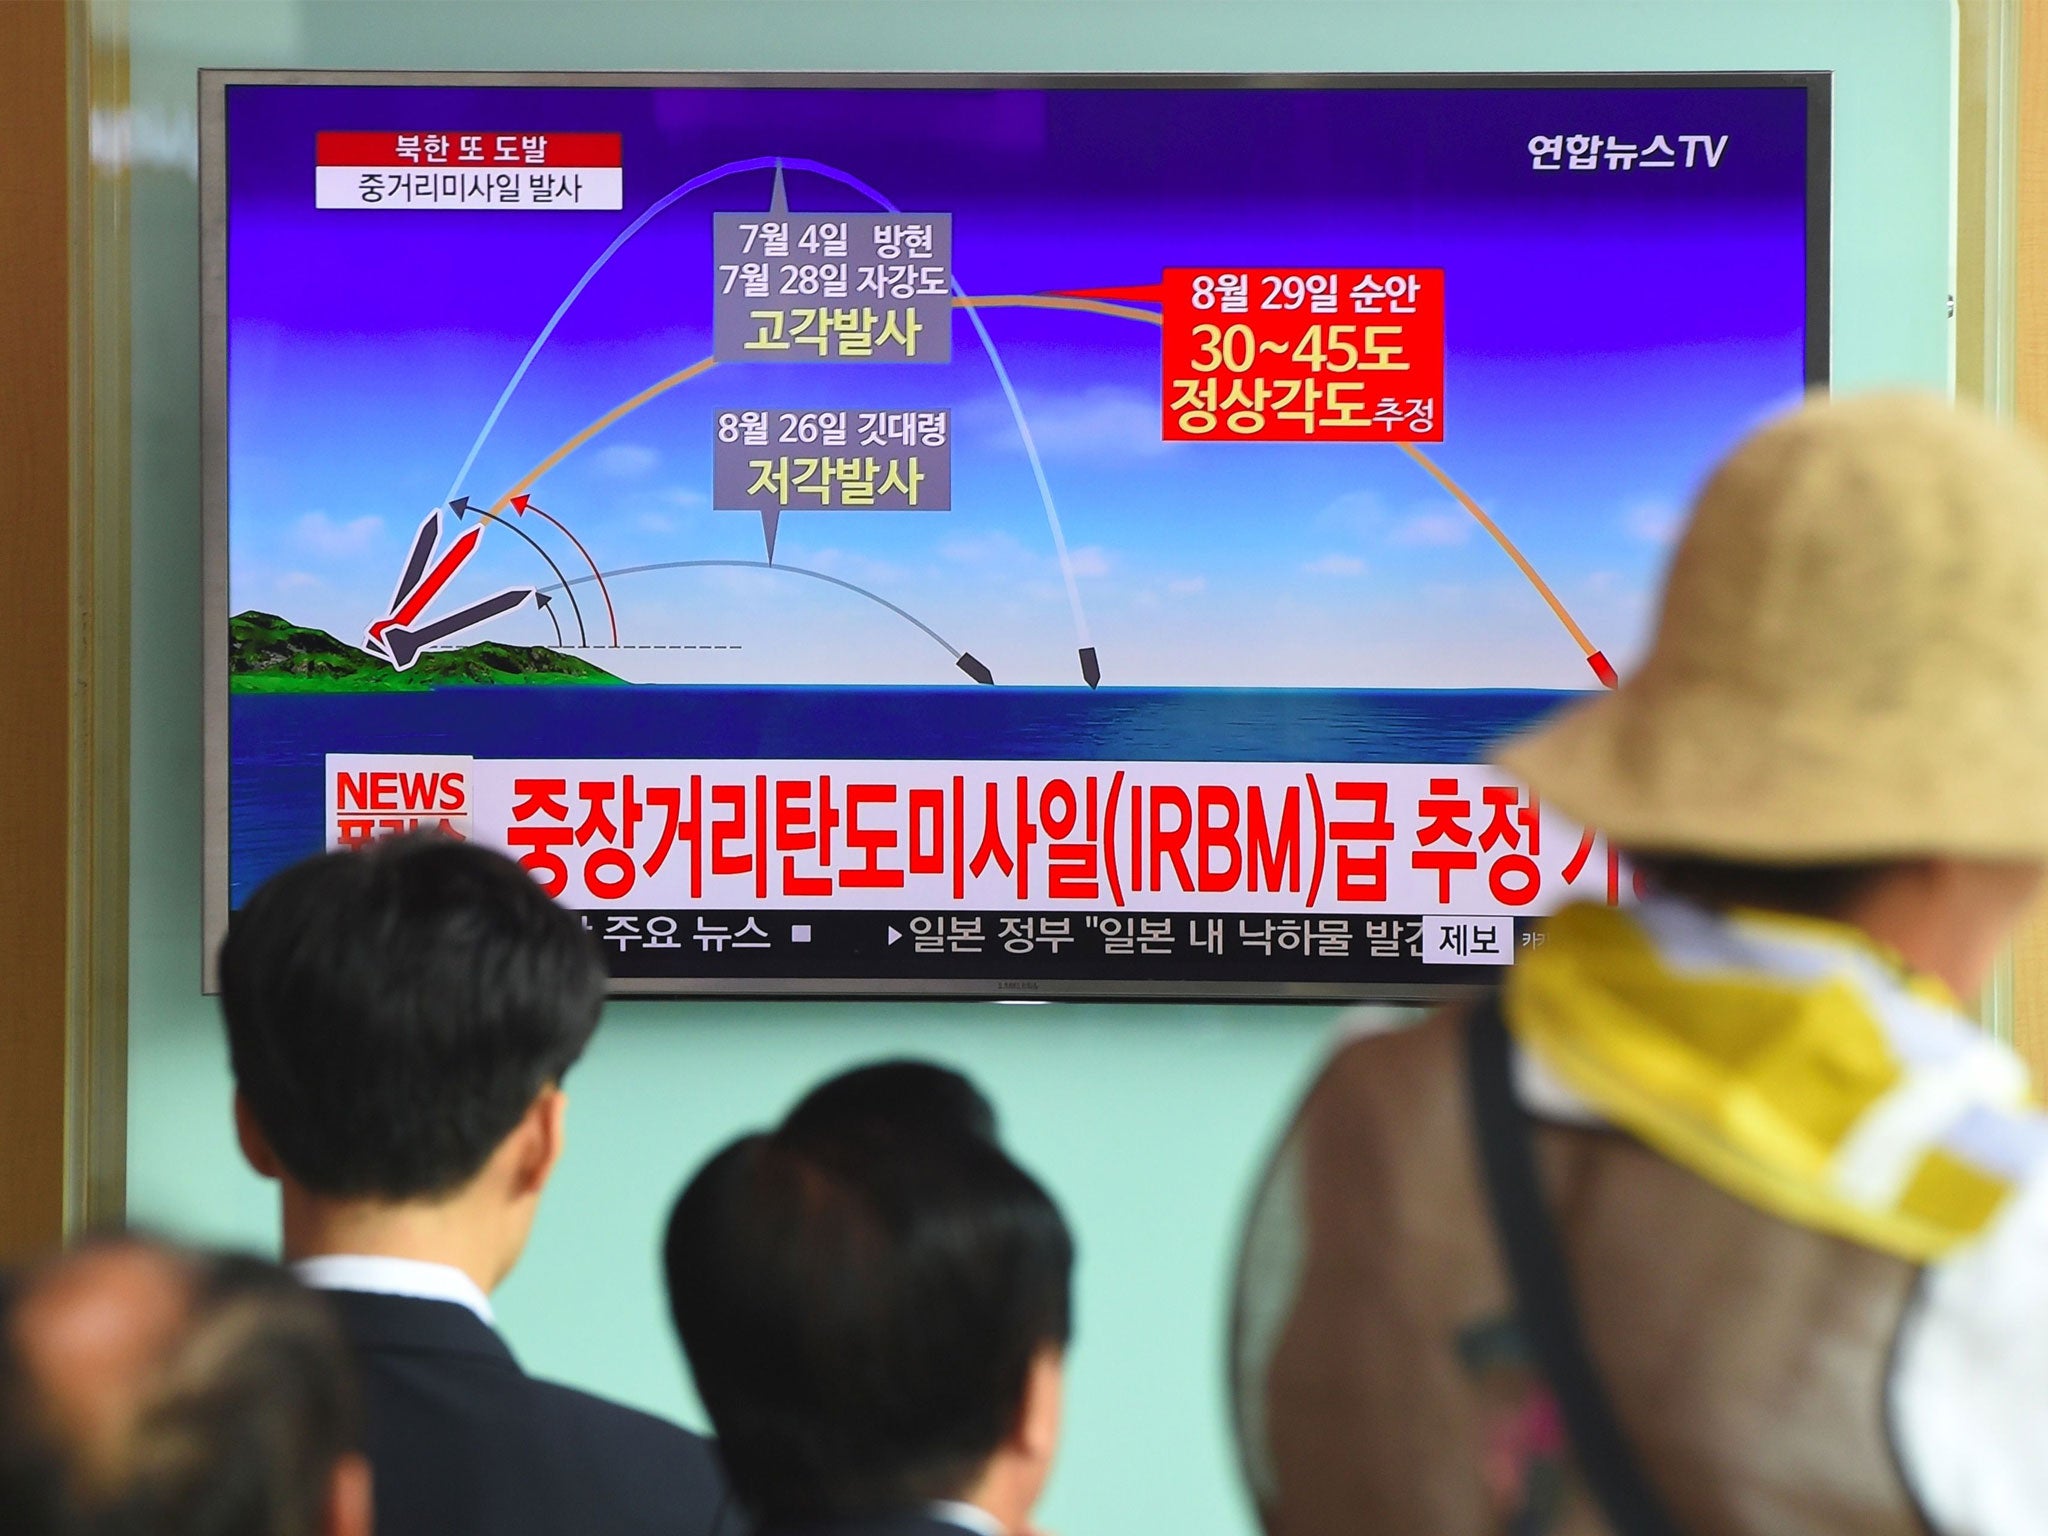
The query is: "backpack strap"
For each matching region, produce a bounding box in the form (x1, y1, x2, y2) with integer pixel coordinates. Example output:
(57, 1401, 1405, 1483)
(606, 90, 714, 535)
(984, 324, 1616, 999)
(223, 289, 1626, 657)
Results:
(1466, 990, 1690, 1536)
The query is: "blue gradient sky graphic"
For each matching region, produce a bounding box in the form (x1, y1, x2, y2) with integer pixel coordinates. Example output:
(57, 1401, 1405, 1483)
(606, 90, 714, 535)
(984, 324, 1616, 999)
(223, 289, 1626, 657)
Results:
(226, 82, 1812, 690)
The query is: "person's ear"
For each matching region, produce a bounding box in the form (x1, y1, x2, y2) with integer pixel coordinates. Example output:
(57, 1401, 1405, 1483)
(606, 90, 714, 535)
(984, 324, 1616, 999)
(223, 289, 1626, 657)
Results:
(510, 1086, 569, 1200)
(233, 1092, 282, 1180)
(325, 1452, 373, 1536)
(1012, 1345, 1065, 1468)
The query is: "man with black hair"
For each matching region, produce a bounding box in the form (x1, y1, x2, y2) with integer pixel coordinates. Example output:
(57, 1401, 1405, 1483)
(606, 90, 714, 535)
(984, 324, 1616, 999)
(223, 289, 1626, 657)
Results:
(219, 833, 735, 1536)
(666, 1060, 1072, 1536)
(0, 1236, 367, 1536)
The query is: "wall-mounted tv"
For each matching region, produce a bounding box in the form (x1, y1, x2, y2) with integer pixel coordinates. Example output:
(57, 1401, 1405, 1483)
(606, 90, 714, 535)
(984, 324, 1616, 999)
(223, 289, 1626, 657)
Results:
(202, 69, 1829, 999)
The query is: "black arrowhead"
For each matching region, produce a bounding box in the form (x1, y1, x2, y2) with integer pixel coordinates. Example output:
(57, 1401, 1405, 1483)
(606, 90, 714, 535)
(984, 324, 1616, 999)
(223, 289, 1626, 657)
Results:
(384, 625, 426, 670)
(955, 652, 995, 686)
(449, 496, 473, 520)
(1078, 647, 1102, 689)
(385, 586, 534, 670)
(535, 591, 553, 608)
(390, 510, 442, 613)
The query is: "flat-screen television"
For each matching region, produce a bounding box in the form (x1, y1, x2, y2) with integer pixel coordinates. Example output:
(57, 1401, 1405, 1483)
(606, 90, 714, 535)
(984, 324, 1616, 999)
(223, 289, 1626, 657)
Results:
(202, 70, 1829, 999)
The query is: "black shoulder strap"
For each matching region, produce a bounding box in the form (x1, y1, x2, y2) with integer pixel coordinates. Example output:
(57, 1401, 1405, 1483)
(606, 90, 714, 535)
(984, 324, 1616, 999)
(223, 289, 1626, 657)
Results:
(1466, 990, 1689, 1536)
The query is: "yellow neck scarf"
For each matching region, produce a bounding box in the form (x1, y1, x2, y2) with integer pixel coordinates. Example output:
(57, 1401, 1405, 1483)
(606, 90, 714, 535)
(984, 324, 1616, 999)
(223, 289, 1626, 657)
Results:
(1505, 898, 2042, 1261)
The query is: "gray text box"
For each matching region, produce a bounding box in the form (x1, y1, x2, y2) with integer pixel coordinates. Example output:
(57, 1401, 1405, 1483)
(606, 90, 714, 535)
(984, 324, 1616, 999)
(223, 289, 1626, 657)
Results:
(713, 409, 952, 511)
(713, 213, 953, 363)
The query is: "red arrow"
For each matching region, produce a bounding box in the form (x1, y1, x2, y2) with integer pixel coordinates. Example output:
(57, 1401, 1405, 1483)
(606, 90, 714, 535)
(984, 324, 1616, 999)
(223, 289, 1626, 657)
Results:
(366, 524, 480, 648)
(511, 494, 618, 648)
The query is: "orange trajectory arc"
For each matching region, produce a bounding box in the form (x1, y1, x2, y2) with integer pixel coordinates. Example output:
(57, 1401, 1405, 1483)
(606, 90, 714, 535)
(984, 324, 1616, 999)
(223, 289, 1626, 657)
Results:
(483, 299, 1159, 514)
(480, 294, 1612, 687)
(953, 294, 1166, 326)
(488, 356, 719, 514)
(1396, 444, 1617, 688)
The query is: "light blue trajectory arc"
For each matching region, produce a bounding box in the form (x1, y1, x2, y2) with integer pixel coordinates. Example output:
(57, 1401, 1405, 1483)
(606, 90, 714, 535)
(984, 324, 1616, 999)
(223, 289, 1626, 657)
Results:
(443, 154, 782, 504)
(441, 153, 1098, 672)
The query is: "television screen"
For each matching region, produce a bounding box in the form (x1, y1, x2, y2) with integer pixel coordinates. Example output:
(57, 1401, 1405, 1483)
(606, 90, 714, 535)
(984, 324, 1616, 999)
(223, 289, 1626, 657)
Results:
(203, 70, 1828, 998)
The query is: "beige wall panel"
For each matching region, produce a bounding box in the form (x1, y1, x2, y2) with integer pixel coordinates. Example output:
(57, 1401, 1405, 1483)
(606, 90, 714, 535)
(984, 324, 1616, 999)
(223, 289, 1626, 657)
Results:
(2006, 3, 2048, 1074)
(0, 0, 78, 1259)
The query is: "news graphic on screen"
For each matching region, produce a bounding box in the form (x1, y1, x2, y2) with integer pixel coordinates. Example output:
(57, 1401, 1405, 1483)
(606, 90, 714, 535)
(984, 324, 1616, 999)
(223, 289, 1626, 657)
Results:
(203, 72, 1827, 998)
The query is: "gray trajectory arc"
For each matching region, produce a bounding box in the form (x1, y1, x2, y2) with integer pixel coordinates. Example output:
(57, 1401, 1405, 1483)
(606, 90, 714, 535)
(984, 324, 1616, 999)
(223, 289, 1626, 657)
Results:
(448, 497, 588, 647)
(539, 559, 993, 683)
(441, 154, 1091, 680)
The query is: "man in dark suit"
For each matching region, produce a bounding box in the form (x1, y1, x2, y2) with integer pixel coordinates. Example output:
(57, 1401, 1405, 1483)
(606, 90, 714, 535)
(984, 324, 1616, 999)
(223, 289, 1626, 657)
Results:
(665, 1061, 1073, 1536)
(219, 834, 738, 1536)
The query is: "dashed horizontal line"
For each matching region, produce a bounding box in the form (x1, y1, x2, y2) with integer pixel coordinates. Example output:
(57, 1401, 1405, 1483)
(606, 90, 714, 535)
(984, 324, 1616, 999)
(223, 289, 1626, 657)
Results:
(553, 644, 743, 651)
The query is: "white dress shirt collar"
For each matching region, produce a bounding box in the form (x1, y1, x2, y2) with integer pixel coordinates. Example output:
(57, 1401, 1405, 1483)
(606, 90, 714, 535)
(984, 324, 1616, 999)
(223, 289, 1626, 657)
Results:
(924, 1502, 1004, 1536)
(292, 1254, 496, 1327)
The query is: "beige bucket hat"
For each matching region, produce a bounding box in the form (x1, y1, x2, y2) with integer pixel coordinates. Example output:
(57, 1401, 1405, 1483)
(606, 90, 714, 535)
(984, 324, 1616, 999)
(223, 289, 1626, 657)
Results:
(1497, 390, 2048, 860)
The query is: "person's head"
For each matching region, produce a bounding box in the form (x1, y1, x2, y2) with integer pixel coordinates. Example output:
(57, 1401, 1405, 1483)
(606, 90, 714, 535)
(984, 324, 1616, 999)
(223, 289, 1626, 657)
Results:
(0, 1236, 367, 1536)
(218, 833, 606, 1285)
(1621, 853, 2042, 998)
(1499, 391, 2048, 996)
(665, 1060, 1073, 1531)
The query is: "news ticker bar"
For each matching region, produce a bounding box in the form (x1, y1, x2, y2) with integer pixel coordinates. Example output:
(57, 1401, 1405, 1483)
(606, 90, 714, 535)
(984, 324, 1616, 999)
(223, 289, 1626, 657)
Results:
(581, 908, 1526, 984)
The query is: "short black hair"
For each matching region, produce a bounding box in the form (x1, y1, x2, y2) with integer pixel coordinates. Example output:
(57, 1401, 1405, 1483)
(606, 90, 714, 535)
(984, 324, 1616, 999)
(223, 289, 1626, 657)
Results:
(782, 1058, 1000, 1144)
(219, 833, 606, 1199)
(1629, 853, 1903, 920)
(1, 1239, 360, 1536)
(665, 1060, 1073, 1524)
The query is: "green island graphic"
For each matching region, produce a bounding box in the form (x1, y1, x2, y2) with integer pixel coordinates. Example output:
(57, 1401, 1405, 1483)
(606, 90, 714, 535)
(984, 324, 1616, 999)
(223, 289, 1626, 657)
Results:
(230, 610, 620, 693)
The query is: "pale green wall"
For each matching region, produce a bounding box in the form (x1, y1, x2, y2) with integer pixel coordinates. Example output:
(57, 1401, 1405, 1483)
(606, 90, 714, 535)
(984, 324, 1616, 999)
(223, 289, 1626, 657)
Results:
(124, 4, 1955, 1534)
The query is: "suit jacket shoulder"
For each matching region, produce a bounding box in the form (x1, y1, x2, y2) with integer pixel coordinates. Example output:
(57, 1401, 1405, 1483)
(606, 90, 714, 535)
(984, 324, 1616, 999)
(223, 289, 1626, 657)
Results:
(524, 1371, 737, 1526)
(323, 1290, 739, 1536)
(765, 1517, 981, 1536)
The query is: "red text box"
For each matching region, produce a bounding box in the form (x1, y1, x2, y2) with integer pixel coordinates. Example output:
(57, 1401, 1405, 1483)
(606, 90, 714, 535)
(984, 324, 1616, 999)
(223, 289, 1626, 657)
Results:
(315, 131, 622, 168)
(1160, 267, 1444, 443)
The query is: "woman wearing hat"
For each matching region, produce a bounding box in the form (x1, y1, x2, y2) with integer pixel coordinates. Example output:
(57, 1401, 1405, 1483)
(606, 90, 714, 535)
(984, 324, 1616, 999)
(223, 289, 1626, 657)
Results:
(1231, 392, 2048, 1536)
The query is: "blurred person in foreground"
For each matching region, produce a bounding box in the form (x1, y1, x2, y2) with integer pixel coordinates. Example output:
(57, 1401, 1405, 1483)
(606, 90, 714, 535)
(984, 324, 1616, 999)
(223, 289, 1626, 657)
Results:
(0, 1236, 366, 1536)
(1232, 392, 2048, 1536)
(218, 834, 736, 1536)
(666, 1061, 1071, 1536)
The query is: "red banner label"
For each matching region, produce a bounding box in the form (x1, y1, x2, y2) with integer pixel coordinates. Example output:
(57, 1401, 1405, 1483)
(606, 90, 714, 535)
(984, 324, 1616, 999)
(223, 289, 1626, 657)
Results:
(314, 131, 622, 168)
(1160, 267, 1445, 442)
